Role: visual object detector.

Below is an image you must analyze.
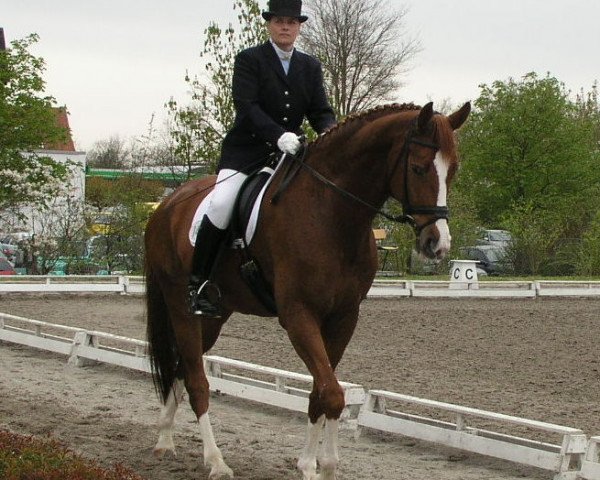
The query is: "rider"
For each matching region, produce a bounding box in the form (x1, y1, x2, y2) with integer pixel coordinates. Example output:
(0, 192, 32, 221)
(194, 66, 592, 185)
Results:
(189, 0, 337, 316)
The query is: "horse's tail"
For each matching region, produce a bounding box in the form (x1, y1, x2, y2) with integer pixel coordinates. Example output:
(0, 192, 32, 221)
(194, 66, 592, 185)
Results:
(145, 259, 178, 405)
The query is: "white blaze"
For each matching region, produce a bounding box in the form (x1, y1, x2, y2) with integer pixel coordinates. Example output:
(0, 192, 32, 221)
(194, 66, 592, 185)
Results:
(433, 152, 451, 253)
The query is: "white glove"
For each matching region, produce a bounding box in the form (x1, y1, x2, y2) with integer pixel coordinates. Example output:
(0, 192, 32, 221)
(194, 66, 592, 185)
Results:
(277, 132, 301, 155)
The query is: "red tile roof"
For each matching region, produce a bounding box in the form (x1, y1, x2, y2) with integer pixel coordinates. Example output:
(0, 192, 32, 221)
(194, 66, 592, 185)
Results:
(43, 107, 76, 151)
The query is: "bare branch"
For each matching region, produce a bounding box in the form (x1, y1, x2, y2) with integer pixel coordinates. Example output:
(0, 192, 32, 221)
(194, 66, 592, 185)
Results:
(300, 0, 421, 116)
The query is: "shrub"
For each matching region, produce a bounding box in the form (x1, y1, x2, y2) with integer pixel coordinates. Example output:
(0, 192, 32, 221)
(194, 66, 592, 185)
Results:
(0, 430, 145, 480)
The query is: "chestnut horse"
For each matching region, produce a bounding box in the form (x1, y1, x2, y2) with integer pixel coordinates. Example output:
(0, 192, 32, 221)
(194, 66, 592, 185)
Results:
(145, 101, 470, 479)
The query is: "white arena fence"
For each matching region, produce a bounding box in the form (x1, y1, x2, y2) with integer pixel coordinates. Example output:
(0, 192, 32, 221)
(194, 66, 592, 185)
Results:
(1, 312, 599, 479)
(2, 275, 600, 298)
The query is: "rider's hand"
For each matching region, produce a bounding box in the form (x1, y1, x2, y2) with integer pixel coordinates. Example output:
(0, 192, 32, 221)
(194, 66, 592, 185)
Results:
(277, 132, 302, 155)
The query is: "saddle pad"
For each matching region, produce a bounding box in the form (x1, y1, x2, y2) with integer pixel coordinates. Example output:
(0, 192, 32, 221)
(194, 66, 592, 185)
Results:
(188, 157, 286, 246)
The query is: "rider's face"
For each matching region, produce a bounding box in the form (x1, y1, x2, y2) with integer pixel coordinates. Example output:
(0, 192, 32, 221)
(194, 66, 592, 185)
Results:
(268, 16, 301, 51)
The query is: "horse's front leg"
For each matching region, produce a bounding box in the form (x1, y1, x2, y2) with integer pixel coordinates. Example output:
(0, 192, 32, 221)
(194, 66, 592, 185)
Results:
(319, 418, 340, 479)
(282, 310, 345, 480)
(297, 415, 325, 479)
(297, 416, 339, 480)
(299, 306, 360, 480)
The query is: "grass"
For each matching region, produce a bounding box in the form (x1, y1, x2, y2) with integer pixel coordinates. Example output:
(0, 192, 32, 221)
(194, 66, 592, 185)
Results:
(0, 430, 145, 480)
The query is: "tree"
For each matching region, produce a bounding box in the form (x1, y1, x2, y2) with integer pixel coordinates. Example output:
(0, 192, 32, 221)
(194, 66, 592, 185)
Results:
(18, 193, 88, 274)
(86, 135, 130, 169)
(166, 0, 267, 173)
(457, 73, 600, 274)
(300, 0, 421, 116)
(85, 176, 162, 273)
(458, 73, 600, 227)
(0, 33, 69, 210)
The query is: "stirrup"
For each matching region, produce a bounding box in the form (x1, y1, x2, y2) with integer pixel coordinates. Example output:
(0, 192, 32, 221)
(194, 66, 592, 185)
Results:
(189, 280, 222, 317)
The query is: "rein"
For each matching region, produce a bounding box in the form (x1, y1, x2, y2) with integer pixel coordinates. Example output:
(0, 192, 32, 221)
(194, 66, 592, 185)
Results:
(279, 129, 448, 234)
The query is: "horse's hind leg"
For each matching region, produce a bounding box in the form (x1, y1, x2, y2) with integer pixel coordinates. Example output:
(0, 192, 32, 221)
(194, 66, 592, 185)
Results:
(182, 329, 233, 478)
(153, 376, 185, 457)
(164, 292, 233, 479)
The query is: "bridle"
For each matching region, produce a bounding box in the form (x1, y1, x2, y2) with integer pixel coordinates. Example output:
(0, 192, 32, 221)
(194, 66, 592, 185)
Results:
(281, 124, 450, 235)
(386, 124, 450, 233)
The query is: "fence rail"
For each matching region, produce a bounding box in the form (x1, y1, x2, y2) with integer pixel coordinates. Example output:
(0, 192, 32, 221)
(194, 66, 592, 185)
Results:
(2, 275, 600, 298)
(357, 390, 588, 480)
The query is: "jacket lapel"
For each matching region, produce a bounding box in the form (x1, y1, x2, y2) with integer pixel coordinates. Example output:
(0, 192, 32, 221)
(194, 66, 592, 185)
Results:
(287, 50, 304, 78)
(261, 41, 290, 86)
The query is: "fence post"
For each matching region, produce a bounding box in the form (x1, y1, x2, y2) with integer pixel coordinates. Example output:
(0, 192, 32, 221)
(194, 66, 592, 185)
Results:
(119, 275, 129, 295)
(68, 331, 98, 367)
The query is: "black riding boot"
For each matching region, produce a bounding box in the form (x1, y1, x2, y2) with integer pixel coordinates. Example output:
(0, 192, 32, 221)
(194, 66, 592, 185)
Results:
(188, 216, 226, 316)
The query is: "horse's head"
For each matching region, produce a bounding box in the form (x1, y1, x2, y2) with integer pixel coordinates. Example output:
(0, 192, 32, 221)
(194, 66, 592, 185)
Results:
(389, 102, 471, 259)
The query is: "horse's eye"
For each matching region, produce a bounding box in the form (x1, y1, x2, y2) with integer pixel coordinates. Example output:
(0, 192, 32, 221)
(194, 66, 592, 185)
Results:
(411, 164, 427, 176)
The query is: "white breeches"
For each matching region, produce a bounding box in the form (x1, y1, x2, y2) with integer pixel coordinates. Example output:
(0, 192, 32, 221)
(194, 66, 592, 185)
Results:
(205, 169, 248, 230)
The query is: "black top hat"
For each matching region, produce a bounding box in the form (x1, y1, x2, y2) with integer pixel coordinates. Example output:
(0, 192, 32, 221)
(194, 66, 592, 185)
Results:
(262, 0, 308, 23)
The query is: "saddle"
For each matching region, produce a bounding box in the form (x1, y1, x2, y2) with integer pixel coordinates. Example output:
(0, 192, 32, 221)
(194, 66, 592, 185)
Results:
(188, 149, 305, 316)
(229, 156, 285, 316)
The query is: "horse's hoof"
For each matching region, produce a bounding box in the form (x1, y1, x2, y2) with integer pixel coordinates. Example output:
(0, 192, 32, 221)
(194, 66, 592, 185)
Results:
(298, 458, 317, 480)
(315, 472, 336, 480)
(152, 446, 176, 458)
(208, 462, 234, 479)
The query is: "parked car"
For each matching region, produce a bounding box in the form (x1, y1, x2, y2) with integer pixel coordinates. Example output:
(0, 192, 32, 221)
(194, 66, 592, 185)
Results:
(0, 241, 23, 267)
(459, 245, 512, 275)
(0, 251, 16, 275)
(476, 229, 513, 247)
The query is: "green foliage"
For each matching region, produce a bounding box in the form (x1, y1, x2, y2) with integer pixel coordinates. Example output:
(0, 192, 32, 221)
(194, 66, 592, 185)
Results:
(84, 176, 162, 273)
(455, 73, 600, 275)
(86, 176, 163, 211)
(166, 0, 267, 173)
(0, 429, 144, 479)
(445, 188, 481, 256)
(458, 73, 599, 227)
(500, 201, 564, 275)
(576, 211, 600, 276)
(0, 34, 69, 209)
(88, 202, 155, 274)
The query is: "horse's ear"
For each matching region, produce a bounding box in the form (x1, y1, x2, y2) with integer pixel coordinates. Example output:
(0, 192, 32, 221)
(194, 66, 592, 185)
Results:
(417, 102, 434, 132)
(448, 102, 471, 130)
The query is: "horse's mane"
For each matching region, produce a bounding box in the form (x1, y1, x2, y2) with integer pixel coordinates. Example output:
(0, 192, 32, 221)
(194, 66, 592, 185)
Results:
(311, 102, 458, 163)
(311, 103, 421, 149)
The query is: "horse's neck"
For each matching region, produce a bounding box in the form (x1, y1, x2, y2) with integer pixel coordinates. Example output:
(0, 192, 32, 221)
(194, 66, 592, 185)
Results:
(307, 113, 409, 214)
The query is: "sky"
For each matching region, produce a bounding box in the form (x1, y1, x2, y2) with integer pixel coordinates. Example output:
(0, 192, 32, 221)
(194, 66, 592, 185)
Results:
(4, 0, 600, 152)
